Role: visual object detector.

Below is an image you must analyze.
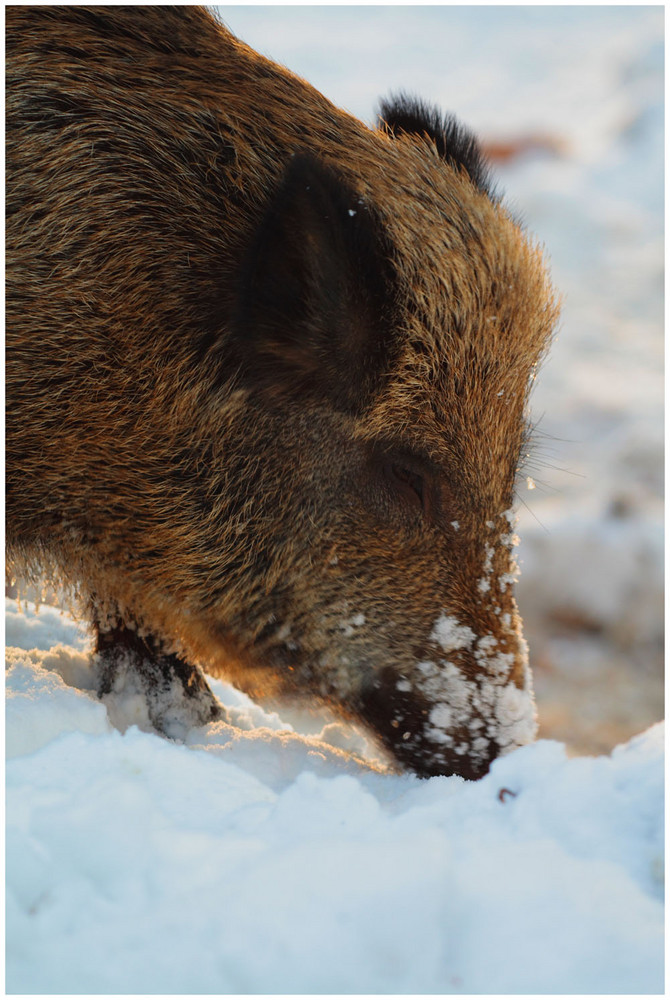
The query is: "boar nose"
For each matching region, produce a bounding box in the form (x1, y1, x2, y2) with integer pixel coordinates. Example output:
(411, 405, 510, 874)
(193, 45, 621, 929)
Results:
(359, 619, 536, 780)
(360, 671, 505, 780)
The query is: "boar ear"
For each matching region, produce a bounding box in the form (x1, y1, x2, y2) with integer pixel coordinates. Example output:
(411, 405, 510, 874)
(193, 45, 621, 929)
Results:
(230, 153, 396, 412)
(378, 93, 494, 198)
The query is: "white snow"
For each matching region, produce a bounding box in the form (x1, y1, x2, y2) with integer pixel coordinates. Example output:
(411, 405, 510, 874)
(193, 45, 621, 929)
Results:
(5, 4, 663, 994)
(429, 612, 476, 653)
(5, 599, 664, 994)
(338, 611, 366, 637)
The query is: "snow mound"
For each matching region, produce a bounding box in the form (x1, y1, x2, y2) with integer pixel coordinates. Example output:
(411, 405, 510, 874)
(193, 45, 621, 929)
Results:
(5, 599, 664, 994)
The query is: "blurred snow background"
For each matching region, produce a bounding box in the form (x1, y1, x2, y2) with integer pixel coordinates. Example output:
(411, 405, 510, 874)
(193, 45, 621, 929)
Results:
(5, 5, 664, 994)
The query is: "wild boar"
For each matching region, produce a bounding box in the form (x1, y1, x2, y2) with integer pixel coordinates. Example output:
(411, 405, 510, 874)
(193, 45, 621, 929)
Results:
(5, 5, 558, 779)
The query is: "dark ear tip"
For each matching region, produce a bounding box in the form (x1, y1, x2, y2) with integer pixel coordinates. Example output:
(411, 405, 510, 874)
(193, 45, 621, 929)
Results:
(377, 92, 494, 198)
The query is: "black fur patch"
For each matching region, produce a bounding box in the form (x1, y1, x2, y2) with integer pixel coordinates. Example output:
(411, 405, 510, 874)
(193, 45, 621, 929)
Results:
(228, 153, 398, 413)
(378, 93, 494, 198)
(95, 621, 222, 732)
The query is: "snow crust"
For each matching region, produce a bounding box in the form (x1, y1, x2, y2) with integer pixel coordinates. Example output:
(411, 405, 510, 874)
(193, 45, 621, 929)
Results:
(5, 599, 664, 994)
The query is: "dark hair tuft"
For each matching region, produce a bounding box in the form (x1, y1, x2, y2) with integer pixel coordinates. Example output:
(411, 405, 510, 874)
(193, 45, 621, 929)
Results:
(378, 93, 495, 199)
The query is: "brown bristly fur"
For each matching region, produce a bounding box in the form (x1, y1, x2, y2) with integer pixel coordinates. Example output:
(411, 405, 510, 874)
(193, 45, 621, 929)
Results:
(6, 6, 559, 778)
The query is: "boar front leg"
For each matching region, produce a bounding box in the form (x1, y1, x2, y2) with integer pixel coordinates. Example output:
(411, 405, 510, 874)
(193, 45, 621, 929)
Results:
(94, 619, 222, 738)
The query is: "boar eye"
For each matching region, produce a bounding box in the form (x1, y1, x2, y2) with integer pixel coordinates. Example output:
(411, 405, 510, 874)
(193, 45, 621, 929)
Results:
(383, 461, 426, 511)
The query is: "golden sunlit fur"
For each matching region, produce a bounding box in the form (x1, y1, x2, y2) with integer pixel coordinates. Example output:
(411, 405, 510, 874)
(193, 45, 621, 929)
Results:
(6, 6, 559, 778)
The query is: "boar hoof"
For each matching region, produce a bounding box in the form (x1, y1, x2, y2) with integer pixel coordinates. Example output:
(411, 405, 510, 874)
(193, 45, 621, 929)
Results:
(95, 624, 222, 739)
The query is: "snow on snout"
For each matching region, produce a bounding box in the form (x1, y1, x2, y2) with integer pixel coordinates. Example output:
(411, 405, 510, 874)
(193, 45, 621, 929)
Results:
(479, 509, 522, 596)
(429, 614, 476, 652)
(417, 609, 537, 763)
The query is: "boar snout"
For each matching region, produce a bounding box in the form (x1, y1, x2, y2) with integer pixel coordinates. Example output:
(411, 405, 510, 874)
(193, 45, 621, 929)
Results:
(357, 611, 535, 779)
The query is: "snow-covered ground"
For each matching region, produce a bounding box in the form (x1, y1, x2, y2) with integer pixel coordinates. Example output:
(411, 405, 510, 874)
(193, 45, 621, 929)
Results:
(5, 5, 664, 995)
(5, 600, 664, 994)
